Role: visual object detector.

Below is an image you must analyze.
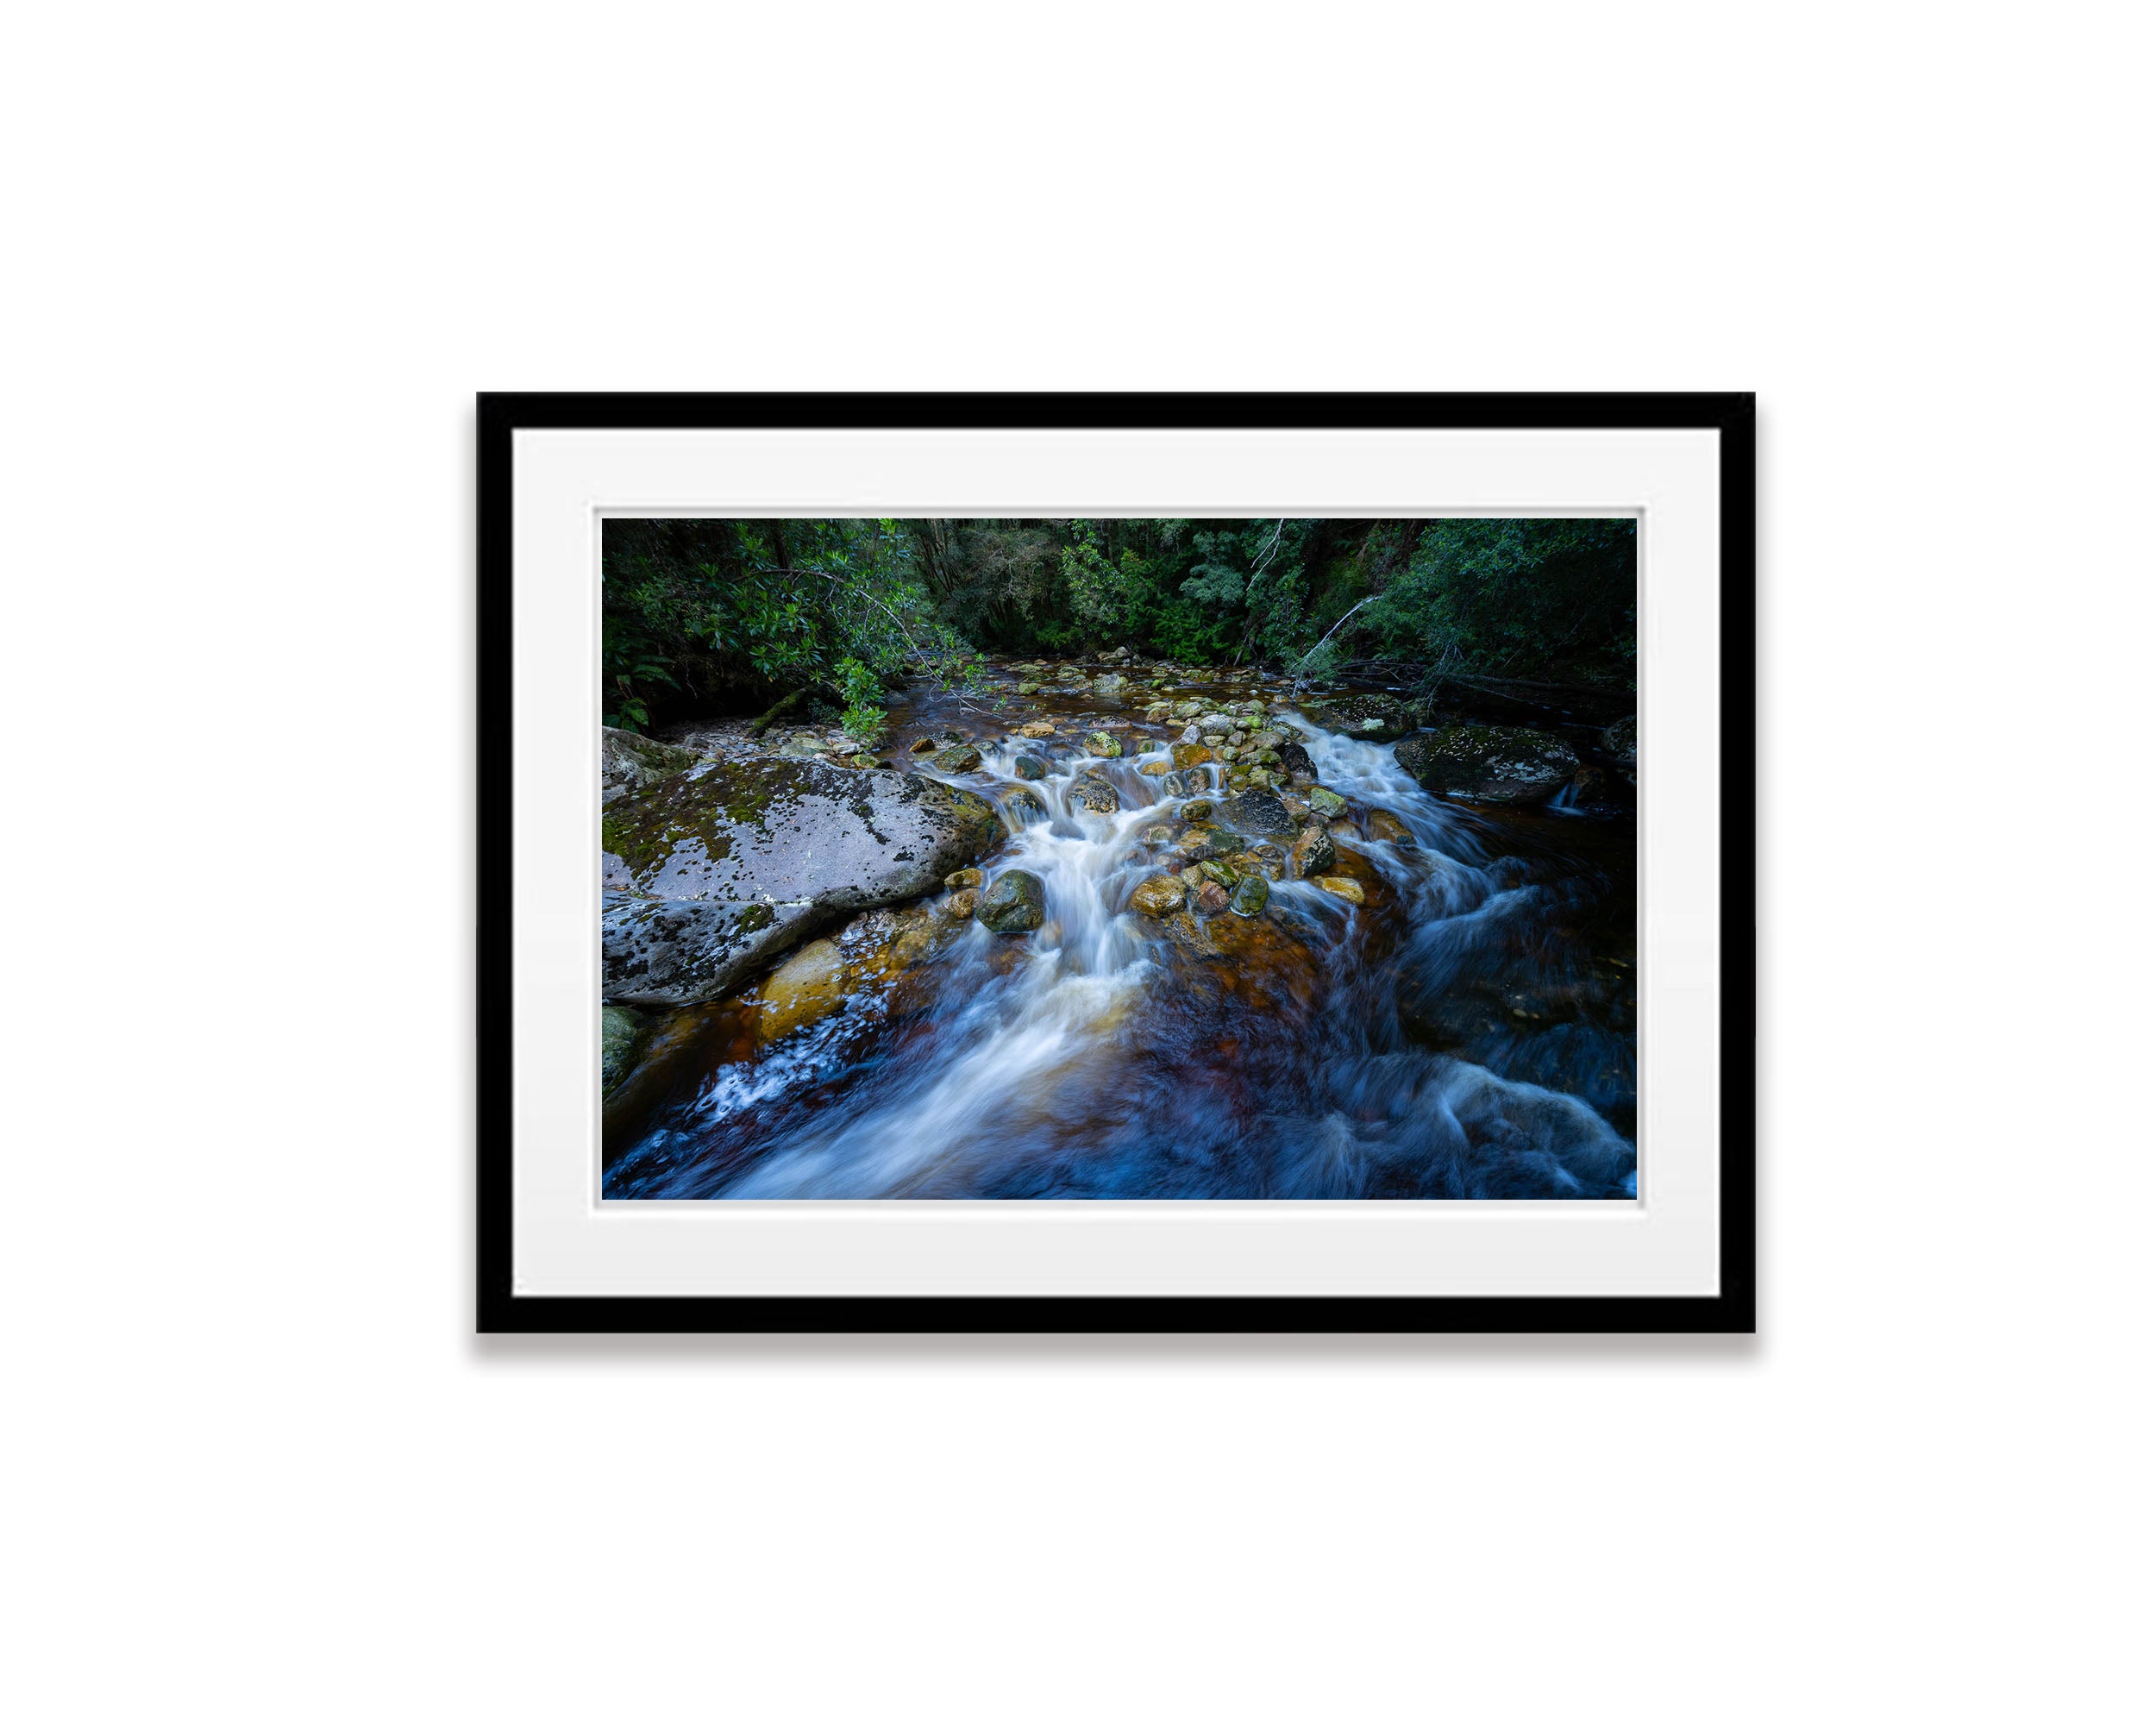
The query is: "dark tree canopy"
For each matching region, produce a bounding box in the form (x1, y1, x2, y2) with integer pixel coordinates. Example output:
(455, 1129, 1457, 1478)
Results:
(603, 517, 1634, 732)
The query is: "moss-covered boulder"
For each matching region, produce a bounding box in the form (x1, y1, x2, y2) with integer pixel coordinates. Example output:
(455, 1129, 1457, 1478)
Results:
(1230, 874, 1269, 917)
(1304, 693, 1419, 742)
(1393, 725, 1580, 805)
(976, 869, 1047, 932)
(601, 727, 700, 806)
(1083, 731, 1123, 758)
(931, 743, 983, 774)
(599, 756, 1000, 1007)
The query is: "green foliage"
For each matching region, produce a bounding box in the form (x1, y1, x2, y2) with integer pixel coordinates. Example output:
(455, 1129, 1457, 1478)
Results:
(834, 656, 887, 744)
(602, 515, 1635, 729)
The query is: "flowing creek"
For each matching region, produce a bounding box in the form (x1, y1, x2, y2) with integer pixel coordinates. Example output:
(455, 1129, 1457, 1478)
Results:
(604, 668, 1636, 1200)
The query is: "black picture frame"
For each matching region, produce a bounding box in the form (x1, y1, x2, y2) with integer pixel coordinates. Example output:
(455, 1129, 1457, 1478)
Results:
(478, 392, 1756, 1333)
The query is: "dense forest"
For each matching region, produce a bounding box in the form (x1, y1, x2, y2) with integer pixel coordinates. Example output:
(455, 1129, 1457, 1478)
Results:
(602, 517, 1635, 736)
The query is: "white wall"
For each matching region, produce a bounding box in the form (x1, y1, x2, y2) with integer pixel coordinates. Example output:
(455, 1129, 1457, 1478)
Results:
(5, 6, 2146, 1722)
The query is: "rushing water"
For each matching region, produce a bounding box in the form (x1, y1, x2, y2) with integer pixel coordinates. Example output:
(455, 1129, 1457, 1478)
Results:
(605, 687, 1636, 1201)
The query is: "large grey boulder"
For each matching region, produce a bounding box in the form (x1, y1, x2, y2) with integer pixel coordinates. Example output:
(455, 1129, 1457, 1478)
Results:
(1394, 725, 1580, 805)
(600, 756, 1001, 1006)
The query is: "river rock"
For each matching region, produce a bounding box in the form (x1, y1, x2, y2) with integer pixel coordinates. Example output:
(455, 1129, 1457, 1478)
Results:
(943, 888, 980, 920)
(600, 1004, 645, 1093)
(944, 867, 983, 890)
(1215, 787, 1298, 837)
(1069, 776, 1121, 814)
(1173, 824, 1242, 861)
(1277, 739, 1315, 779)
(1015, 681, 1042, 695)
(1230, 874, 1269, 917)
(908, 735, 938, 754)
(757, 938, 849, 1041)
(1130, 875, 1187, 918)
(1180, 798, 1215, 824)
(1018, 720, 1056, 739)
(931, 743, 983, 774)
(1305, 693, 1419, 742)
(976, 869, 1046, 932)
(1002, 787, 1049, 821)
(1094, 674, 1125, 697)
(602, 727, 700, 806)
(1171, 743, 1213, 769)
(1365, 809, 1413, 844)
(1315, 876, 1365, 905)
(1138, 760, 1171, 776)
(1306, 786, 1347, 818)
(1144, 701, 1174, 722)
(1393, 725, 1581, 804)
(1083, 731, 1123, 758)
(1196, 881, 1230, 914)
(1601, 713, 1636, 763)
(1014, 752, 1049, 780)
(600, 756, 1000, 1007)
(1287, 826, 1337, 881)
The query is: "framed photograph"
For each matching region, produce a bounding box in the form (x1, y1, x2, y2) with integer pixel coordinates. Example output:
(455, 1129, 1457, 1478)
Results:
(478, 392, 1754, 1332)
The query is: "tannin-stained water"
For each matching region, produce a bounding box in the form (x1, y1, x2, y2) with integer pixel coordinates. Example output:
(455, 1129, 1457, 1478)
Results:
(605, 706, 1636, 1200)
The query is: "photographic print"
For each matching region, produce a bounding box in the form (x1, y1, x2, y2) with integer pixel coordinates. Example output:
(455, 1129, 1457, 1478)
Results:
(598, 515, 1639, 1201)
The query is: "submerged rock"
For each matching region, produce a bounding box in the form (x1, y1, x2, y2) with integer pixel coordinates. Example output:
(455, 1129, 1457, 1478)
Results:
(1287, 826, 1337, 881)
(600, 756, 1000, 1007)
(1196, 881, 1230, 914)
(1069, 776, 1121, 814)
(1315, 876, 1365, 906)
(1393, 725, 1580, 804)
(1013, 752, 1049, 781)
(1130, 875, 1187, 918)
(600, 1004, 646, 1093)
(1171, 743, 1214, 769)
(976, 869, 1047, 932)
(1230, 874, 1269, 917)
(1365, 809, 1413, 844)
(757, 938, 848, 1041)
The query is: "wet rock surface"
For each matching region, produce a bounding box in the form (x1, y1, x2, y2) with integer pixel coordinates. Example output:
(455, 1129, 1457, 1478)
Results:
(601, 756, 1000, 1006)
(976, 869, 1047, 932)
(1393, 724, 1581, 805)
